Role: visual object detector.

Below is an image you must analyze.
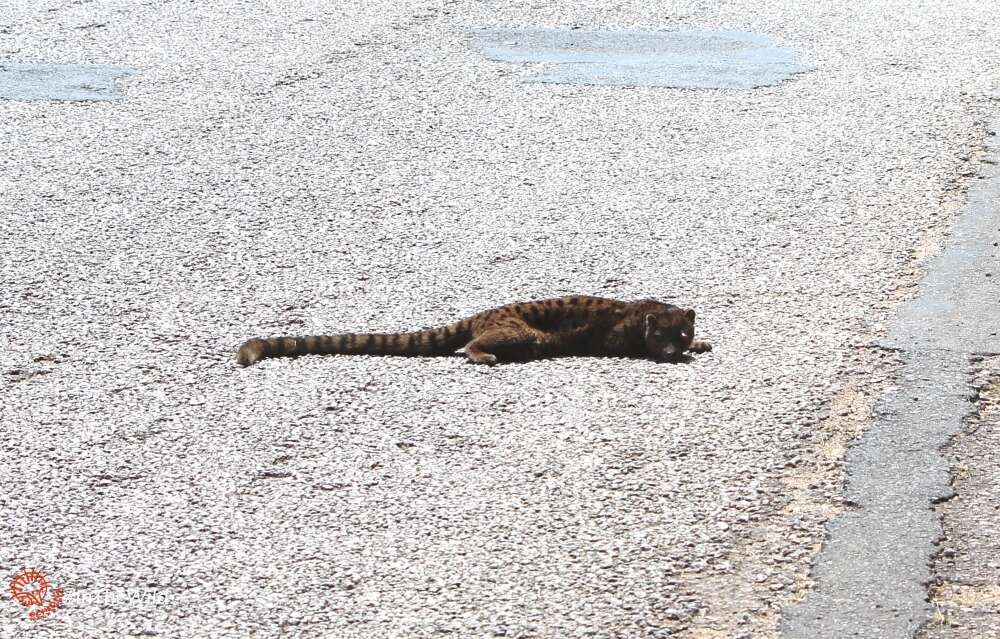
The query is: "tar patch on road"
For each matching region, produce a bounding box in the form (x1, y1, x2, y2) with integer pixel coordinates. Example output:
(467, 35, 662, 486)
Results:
(470, 29, 814, 89)
(0, 63, 137, 102)
(918, 360, 1000, 638)
(782, 124, 1000, 637)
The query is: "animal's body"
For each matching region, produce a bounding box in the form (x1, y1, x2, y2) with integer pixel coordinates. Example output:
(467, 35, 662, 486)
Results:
(237, 296, 711, 366)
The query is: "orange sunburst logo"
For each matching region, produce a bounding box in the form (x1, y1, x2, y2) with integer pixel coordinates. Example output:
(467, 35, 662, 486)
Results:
(10, 569, 63, 620)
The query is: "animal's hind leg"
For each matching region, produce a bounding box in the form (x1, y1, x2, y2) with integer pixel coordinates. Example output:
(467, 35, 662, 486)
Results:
(464, 338, 499, 365)
(464, 328, 540, 365)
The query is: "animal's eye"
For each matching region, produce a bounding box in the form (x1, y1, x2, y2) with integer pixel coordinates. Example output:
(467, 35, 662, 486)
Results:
(680, 331, 690, 340)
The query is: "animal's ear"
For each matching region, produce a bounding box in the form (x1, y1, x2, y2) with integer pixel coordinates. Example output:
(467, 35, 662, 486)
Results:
(644, 313, 657, 331)
(685, 309, 696, 322)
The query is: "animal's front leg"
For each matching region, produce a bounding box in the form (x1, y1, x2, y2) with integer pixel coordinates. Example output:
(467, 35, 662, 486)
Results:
(688, 340, 713, 353)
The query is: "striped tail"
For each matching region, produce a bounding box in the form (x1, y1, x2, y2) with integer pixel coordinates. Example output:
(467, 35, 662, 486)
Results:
(237, 320, 472, 366)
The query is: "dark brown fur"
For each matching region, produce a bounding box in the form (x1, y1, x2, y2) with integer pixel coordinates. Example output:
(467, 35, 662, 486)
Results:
(237, 296, 711, 366)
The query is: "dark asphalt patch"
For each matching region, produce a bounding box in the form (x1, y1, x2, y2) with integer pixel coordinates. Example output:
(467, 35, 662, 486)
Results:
(0, 63, 137, 102)
(919, 361, 1000, 638)
(782, 124, 1000, 637)
(470, 29, 814, 89)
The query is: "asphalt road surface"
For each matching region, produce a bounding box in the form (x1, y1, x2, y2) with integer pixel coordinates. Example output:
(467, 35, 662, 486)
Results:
(2, 1, 1000, 637)
(919, 359, 1000, 639)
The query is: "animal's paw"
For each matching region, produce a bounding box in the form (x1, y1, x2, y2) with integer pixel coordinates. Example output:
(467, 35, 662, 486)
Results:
(467, 352, 498, 366)
(689, 340, 713, 354)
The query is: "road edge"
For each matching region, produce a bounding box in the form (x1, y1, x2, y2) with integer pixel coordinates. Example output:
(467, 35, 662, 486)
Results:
(781, 119, 1000, 637)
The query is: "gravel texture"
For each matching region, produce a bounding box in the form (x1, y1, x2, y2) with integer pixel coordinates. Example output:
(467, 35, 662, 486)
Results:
(919, 361, 1000, 639)
(1, 1, 999, 637)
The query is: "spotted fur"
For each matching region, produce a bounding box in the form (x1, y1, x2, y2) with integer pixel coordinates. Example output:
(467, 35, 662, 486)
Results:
(237, 296, 711, 366)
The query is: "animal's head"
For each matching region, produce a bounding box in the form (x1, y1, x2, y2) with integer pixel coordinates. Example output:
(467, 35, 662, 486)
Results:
(643, 308, 696, 360)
